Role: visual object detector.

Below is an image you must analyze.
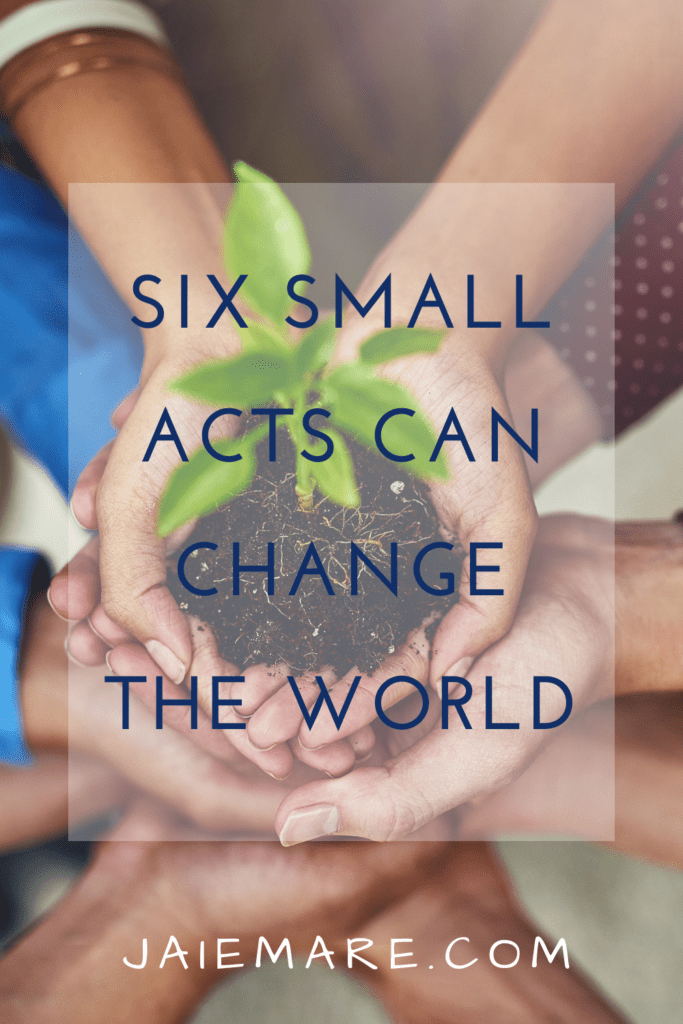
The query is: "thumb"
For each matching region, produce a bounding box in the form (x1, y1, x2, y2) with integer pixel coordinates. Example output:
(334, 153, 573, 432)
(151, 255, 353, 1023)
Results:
(275, 654, 541, 844)
(275, 762, 439, 844)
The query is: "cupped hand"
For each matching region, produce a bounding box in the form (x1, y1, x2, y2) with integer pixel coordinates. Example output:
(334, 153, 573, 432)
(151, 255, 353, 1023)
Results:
(22, 595, 289, 834)
(49, 375, 387, 779)
(50, 524, 376, 779)
(272, 513, 615, 843)
(238, 331, 538, 761)
(238, 315, 606, 765)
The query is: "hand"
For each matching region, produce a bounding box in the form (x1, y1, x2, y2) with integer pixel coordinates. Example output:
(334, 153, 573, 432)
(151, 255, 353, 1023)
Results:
(48, 322, 604, 792)
(103, 810, 629, 1024)
(239, 241, 538, 745)
(0, 793, 448, 1024)
(361, 843, 628, 1024)
(456, 514, 683, 850)
(103, 799, 451, 953)
(51, 382, 380, 779)
(236, 224, 544, 760)
(21, 595, 288, 834)
(237, 325, 607, 774)
(272, 513, 616, 842)
(66, 345, 233, 682)
(50, 527, 376, 780)
(50, 192, 611, 780)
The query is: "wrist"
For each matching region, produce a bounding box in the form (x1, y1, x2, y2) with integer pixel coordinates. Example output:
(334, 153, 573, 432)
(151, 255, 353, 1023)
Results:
(504, 329, 602, 490)
(615, 520, 683, 695)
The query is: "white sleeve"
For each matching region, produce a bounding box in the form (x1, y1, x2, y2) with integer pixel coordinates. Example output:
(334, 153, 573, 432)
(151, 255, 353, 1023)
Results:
(0, 0, 170, 69)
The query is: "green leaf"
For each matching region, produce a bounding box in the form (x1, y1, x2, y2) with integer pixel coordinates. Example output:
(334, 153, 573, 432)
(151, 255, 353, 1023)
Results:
(359, 326, 445, 365)
(224, 162, 310, 325)
(295, 315, 336, 377)
(157, 425, 268, 537)
(322, 364, 448, 480)
(169, 351, 291, 406)
(310, 429, 360, 507)
(241, 319, 290, 355)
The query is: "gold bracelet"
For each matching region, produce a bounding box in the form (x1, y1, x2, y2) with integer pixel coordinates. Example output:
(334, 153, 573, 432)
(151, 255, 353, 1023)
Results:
(0, 28, 184, 123)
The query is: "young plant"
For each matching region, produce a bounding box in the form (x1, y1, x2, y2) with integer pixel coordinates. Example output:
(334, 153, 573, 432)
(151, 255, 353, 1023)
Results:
(157, 162, 449, 538)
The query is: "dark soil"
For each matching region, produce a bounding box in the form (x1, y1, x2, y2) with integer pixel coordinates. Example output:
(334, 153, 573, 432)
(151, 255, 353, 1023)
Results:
(169, 431, 462, 675)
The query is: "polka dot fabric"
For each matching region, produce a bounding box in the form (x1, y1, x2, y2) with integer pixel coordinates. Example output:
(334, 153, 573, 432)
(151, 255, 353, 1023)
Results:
(542, 141, 683, 438)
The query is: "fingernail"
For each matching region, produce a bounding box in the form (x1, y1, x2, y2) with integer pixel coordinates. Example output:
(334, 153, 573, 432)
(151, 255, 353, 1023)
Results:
(249, 739, 279, 752)
(279, 804, 339, 847)
(64, 635, 87, 667)
(449, 657, 474, 680)
(69, 496, 87, 530)
(266, 770, 290, 781)
(355, 751, 374, 764)
(46, 587, 69, 622)
(105, 651, 114, 673)
(87, 615, 107, 642)
(145, 640, 186, 685)
(298, 737, 325, 752)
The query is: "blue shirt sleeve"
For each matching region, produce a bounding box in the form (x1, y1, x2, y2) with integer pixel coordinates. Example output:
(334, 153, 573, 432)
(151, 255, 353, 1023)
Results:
(0, 139, 143, 766)
(0, 547, 44, 766)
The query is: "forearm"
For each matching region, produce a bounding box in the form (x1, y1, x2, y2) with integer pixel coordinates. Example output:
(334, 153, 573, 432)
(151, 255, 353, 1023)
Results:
(421, 0, 683, 365)
(444, 0, 683, 199)
(0, 847, 212, 1024)
(0, 755, 128, 852)
(0, 6, 235, 356)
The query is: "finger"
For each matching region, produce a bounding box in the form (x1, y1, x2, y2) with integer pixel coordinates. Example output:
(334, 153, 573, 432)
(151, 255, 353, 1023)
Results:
(393, 358, 536, 688)
(48, 536, 100, 621)
(289, 723, 376, 774)
(66, 619, 108, 666)
(101, 796, 209, 841)
(104, 642, 246, 764)
(78, 681, 286, 835)
(67, 754, 133, 832)
(236, 664, 373, 774)
(0, 753, 127, 850)
(70, 440, 115, 530)
(101, 796, 176, 840)
(164, 518, 200, 555)
(275, 664, 541, 843)
(288, 734, 356, 777)
(187, 617, 294, 780)
(110, 387, 139, 430)
(92, 391, 141, 551)
(237, 662, 291, 717)
(458, 701, 614, 841)
(349, 725, 376, 761)
(246, 666, 339, 750)
(298, 630, 430, 751)
(88, 603, 133, 646)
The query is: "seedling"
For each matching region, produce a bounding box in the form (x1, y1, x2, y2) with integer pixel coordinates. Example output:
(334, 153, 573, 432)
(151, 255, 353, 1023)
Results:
(158, 162, 448, 538)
